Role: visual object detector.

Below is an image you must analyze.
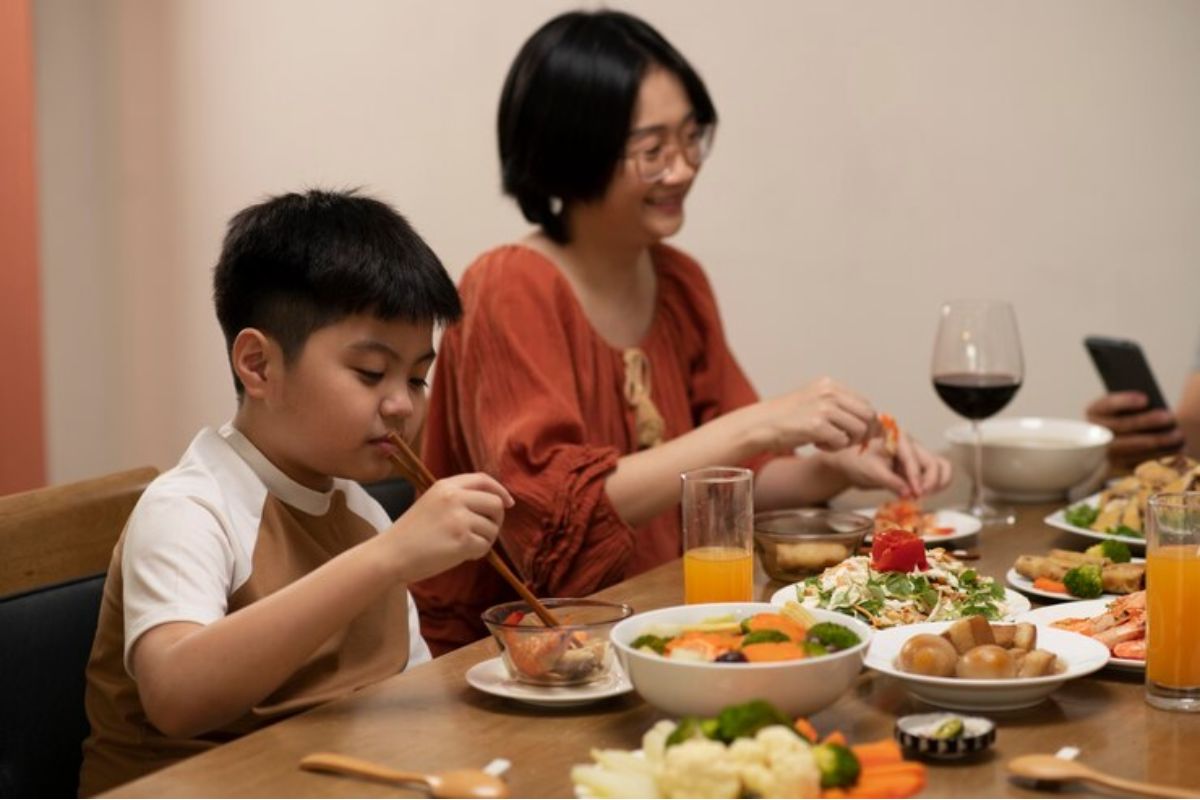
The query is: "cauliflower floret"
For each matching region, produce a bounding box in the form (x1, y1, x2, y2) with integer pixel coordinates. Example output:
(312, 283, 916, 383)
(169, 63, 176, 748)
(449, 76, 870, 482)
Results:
(656, 739, 740, 799)
(726, 726, 820, 799)
(642, 720, 678, 767)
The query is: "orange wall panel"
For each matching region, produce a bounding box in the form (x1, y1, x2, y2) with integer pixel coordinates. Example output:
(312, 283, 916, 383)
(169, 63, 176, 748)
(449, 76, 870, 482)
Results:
(0, 0, 46, 492)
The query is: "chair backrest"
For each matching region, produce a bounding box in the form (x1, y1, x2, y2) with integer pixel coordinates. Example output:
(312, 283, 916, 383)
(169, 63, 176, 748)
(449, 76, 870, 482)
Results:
(0, 466, 158, 596)
(361, 476, 416, 520)
(0, 573, 106, 798)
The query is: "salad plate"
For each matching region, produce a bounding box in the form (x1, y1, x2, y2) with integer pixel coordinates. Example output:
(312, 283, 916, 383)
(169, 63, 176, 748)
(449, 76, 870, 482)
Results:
(856, 507, 982, 545)
(465, 656, 633, 707)
(768, 573, 1032, 628)
(1018, 600, 1144, 672)
(1005, 559, 1143, 603)
(1044, 492, 1146, 551)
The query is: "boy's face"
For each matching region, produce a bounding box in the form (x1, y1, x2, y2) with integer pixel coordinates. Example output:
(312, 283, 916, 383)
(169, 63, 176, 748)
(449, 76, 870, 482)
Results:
(256, 314, 435, 490)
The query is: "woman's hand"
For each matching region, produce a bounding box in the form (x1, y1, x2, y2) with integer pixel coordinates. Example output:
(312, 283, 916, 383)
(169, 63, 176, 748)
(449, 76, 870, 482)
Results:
(825, 431, 953, 498)
(750, 377, 878, 454)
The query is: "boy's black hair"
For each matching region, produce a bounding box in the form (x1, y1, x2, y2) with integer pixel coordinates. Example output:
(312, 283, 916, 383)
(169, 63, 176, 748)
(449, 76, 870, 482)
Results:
(497, 10, 717, 243)
(213, 188, 461, 394)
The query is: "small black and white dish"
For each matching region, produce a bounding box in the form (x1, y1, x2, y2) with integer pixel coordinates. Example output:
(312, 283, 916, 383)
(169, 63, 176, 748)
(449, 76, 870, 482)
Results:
(894, 712, 996, 759)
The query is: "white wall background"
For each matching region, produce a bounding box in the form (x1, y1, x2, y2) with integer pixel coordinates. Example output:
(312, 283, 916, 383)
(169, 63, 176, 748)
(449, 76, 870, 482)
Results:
(34, 0, 1200, 482)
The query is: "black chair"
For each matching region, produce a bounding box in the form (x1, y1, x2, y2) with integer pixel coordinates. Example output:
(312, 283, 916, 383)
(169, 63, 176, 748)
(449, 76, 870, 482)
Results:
(361, 477, 416, 520)
(0, 573, 106, 798)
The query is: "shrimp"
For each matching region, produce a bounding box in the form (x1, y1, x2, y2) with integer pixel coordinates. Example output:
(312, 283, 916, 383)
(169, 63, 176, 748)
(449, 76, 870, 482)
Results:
(862, 413, 901, 456)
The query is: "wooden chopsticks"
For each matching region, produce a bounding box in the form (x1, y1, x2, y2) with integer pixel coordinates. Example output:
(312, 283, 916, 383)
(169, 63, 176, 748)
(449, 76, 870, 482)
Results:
(385, 431, 563, 629)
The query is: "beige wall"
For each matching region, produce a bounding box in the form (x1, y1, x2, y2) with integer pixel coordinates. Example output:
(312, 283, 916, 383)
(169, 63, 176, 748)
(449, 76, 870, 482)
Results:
(35, 0, 1200, 482)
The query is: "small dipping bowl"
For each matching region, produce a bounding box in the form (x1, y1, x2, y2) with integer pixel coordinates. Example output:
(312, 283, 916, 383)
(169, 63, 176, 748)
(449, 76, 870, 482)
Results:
(754, 508, 872, 582)
(895, 712, 996, 760)
(481, 598, 633, 687)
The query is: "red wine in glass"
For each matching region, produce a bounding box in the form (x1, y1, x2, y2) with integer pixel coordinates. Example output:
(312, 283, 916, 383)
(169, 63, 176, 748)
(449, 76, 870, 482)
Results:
(932, 373, 1022, 420)
(931, 300, 1024, 526)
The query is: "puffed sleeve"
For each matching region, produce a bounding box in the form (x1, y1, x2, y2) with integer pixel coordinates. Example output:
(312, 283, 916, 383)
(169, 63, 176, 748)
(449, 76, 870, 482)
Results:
(442, 253, 636, 596)
(659, 246, 776, 471)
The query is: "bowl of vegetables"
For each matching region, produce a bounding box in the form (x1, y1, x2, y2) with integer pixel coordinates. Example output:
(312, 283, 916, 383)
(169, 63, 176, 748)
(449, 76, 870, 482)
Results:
(481, 598, 633, 686)
(611, 601, 871, 717)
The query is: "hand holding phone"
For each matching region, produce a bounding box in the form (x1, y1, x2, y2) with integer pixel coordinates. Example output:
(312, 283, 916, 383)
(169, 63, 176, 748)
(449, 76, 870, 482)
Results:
(1084, 336, 1183, 464)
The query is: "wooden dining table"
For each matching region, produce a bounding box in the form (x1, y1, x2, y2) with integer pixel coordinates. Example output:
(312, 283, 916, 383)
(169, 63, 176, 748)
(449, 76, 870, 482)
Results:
(106, 500, 1200, 798)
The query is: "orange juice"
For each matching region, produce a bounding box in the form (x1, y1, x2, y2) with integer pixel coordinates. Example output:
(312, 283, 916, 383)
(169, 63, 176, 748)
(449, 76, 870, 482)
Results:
(1147, 545, 1200, 688)
(684, 546, 753, 604)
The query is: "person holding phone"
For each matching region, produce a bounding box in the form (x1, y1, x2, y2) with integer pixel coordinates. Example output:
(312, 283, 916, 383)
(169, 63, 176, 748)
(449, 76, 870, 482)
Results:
(1085, 336, 1200, 467)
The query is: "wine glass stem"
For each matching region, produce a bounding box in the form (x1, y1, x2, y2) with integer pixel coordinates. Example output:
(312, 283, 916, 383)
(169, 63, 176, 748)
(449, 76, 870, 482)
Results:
(970, 419, 984, 511)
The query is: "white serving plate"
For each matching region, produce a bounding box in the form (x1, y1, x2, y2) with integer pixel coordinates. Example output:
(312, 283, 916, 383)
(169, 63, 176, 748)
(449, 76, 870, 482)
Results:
(1005, 559, 1143, 603)
(856, 507, 983, 546)
(465, 656, 633, 707)
(1044, 492, 1146, 551)
(1018, 600, 1144, 672)
(769, 584, 1031, 625)
(865, 621, 1110, 710)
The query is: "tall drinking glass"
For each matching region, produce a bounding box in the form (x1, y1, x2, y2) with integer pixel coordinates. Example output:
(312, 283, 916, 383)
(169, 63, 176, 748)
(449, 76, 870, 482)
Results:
(681, 467, 753, 604)
(931, 300, 1023, 526)
(1145, 492, 1200, 712)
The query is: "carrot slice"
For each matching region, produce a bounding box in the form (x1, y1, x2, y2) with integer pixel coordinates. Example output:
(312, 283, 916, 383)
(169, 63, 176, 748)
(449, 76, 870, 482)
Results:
(850, 738, 903, 768)
(1033, 576, 1068, 594)
(821, 730, 848, 746)
(743, 612, 807, 642)
(740, 641, 808, 662)
(794, 717, 819, 743)
(845, 762, 927, 798)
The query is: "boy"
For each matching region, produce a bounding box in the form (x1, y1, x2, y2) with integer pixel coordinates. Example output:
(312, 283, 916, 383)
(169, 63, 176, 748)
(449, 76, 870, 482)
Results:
(78, 190, 512, 795)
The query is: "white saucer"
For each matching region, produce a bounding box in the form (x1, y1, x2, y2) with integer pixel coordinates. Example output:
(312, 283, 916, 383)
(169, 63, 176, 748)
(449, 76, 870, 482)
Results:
(856, 508, 982, 546)
(465, 656, 633, 707)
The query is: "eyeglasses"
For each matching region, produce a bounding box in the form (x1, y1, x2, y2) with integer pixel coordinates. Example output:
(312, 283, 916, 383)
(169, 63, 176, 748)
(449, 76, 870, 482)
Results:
(625, 122, 715, 183)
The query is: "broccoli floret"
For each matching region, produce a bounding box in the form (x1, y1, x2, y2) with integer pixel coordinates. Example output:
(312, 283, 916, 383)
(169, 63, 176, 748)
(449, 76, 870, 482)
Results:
(803, 641, 829, 657)
(664, 716, 720, 748)
(630, 634, 672, 655)
(713, 700, 795, 743)
(1062, 564, 1104, 598)
(1064, 503, 1099, 528)
(812, 742, 862, 789)
(1108, 524, 1143, 539)
(1085, 540, 1133, 563)
(806, 622, 861, 653)
(741, 628, 791, 646)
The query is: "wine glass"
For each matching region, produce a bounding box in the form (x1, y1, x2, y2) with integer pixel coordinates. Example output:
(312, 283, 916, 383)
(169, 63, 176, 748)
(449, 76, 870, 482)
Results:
(931, 300, 1024, 526)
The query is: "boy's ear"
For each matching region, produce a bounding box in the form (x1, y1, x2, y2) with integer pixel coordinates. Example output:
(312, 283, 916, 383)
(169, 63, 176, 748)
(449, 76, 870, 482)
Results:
(231, 329, 278, 399)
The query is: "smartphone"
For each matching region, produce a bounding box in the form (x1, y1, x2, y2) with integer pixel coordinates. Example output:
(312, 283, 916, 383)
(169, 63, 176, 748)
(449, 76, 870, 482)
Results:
(1084, 335, 1169, 411)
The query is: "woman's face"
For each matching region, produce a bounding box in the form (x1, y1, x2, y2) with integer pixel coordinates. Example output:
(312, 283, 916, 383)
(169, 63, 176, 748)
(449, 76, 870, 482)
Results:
(579, 67, 705, 247)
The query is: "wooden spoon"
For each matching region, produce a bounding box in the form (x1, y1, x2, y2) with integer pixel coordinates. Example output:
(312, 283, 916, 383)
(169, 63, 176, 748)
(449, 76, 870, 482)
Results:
(300, 752, 509, 798)
(1007, 753, 1194, 798)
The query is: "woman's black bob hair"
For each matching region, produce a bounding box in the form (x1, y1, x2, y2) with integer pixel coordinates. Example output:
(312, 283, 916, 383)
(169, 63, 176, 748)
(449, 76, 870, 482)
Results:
(497, 10, 717, 243)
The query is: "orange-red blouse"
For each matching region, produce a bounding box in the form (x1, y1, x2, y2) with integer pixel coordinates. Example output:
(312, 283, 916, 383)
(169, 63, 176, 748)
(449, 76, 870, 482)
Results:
(411, 243, 769, 655)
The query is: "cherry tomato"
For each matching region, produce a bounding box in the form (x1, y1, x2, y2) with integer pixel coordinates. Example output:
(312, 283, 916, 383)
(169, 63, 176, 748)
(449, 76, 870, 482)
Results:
(871, 528, 928, 572)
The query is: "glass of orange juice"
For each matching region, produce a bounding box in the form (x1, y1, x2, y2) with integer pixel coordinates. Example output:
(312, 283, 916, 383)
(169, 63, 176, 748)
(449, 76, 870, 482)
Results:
(1145, 492, 1200, 712)
(681, 467, 753, 604)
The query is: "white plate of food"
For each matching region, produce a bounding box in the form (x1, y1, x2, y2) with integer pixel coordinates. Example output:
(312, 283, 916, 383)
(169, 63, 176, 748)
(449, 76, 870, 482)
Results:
(1045, 492, 1147, 551)
(769, 550, 1030, 628)
(1018, 596, 1145, 672)
(857, 502, 982, 546)
(865, 618, 1111, 710)
(465, 656, 633, 707)
(1003, 561, 1142, 604)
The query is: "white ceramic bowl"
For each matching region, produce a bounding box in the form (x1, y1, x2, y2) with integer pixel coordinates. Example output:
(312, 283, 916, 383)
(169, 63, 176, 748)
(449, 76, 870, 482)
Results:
(611, 602, 871, 717)
(945, 417, 1112, 501)
(865, 622, 1110, 711)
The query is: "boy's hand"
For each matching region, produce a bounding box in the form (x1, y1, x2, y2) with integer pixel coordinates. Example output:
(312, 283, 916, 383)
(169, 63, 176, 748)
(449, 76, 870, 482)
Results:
(385, 473, 515, 584)
(1086, 391, 1184, 467)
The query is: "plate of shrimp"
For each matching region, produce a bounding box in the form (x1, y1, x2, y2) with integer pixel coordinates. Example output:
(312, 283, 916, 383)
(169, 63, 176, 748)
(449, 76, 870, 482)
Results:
(1017, 591, 1145, 671)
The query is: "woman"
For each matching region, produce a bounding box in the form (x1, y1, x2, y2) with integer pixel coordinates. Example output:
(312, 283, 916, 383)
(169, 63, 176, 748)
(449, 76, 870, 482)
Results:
(412, 10, 951, 654)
